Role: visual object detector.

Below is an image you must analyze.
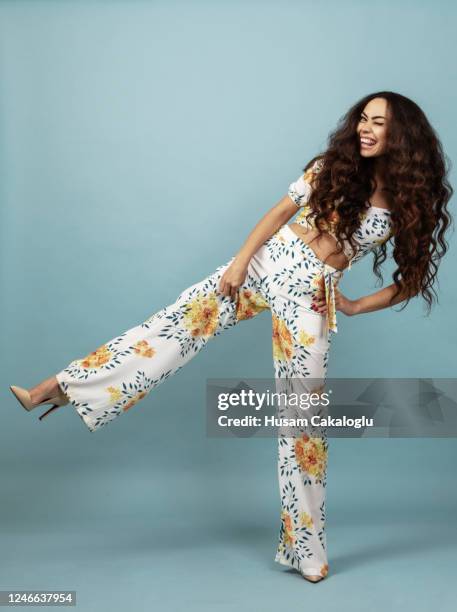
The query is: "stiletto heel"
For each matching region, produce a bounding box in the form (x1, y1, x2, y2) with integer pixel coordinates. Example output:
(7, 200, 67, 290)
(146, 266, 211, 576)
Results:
(38, 403, 63, 420)
(10, 384, 69, 421)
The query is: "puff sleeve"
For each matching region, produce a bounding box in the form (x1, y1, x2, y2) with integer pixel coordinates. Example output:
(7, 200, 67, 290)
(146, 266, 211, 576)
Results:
(287, 158, 324, 208)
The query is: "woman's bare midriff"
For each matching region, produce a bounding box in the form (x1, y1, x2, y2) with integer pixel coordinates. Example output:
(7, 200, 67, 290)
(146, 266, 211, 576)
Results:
(287, 223, 349, 271)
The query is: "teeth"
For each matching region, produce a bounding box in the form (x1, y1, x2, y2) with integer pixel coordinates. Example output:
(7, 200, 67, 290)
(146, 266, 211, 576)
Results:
(361, 138, 376, 145)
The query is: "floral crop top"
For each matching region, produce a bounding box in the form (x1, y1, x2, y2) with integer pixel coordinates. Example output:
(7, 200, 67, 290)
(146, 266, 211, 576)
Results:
(287, 158, 394, 269)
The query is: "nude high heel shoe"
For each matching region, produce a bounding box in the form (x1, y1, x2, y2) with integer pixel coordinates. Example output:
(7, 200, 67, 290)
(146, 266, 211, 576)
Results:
(9, 384, 70, 421)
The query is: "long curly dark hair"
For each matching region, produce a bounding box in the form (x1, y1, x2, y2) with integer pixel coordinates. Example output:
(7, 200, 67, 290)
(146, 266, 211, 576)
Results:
(302, 91, 453, 313)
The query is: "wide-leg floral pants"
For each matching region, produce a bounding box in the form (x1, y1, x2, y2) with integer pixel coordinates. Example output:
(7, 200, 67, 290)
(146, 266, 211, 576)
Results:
(56, 223, 344, 578)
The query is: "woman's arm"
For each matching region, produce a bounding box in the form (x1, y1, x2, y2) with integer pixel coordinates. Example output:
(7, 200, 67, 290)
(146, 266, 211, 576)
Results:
(336, 282, 417, 316)
(218, 195, 299, 299)
(232, 196, 299, 266)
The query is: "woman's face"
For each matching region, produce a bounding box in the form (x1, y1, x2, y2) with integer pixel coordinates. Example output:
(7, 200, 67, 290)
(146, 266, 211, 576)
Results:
(357, 97, 389, 157)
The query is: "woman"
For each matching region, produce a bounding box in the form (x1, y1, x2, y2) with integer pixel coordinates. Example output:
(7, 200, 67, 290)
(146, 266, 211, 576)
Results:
(10, 91, 453, 583)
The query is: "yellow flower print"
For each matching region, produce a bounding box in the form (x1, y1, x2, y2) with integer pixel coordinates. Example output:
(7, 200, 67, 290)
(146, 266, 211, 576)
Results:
(80, 344, 113, 369)
(294, 434, 328, 480)
(295, 203, 314, 225)
(272, 315, 294, 362)
(310, 273, 327, 315)
(236, 289, 269, 321)
(311, 272, 325, 291)
(123, 390, 148, 412)
(327, 293, 337, 331)
(183, 292, 219, 338)
(299, 511, 314, 529)
(298, 330, 316, 347)
(106, 386, 122, 403)
(281, 510, 296, 547)
(133, 339, 156, 358)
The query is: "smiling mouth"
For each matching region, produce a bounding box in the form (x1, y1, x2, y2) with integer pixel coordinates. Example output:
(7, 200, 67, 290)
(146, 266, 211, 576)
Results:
(360, 137, 377, 148)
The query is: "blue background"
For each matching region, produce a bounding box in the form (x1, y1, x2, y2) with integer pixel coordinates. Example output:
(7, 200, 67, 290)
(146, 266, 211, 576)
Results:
(1, 1, 456, 610)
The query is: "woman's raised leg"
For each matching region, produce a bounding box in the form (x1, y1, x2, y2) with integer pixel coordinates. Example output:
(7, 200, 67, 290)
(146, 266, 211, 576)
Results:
(55, 255, 271, 433)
